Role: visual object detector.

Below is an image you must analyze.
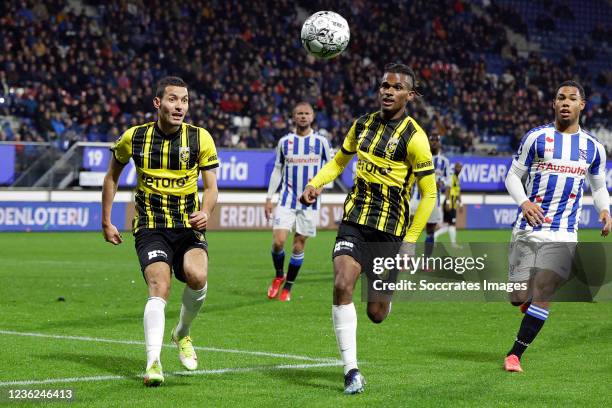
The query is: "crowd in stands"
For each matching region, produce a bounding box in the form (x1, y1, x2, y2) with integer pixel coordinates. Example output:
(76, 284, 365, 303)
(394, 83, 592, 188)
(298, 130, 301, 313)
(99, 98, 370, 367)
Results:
(0, 0, 610, 155)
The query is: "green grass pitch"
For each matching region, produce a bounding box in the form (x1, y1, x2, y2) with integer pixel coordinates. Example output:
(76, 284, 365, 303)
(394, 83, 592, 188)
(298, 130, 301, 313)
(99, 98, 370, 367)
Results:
(0, 229, 610, 407)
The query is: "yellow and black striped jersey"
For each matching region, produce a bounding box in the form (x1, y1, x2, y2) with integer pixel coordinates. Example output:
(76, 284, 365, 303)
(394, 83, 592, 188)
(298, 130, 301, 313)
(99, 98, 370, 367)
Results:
(341, 111, 434, 237)
(447, 174, 461, 210)
(111, 122, 219, 232)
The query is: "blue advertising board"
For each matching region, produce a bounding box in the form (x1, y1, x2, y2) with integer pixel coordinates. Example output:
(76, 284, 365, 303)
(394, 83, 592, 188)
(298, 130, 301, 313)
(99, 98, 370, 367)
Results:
(0, 145, 16, 185)
(464, 204, 603, 230)
(0, 202, 127, 231)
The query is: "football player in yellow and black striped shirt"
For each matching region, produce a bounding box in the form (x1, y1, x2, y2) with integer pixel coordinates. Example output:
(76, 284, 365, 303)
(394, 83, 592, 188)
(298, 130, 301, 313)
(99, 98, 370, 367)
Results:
(300, 63, 437, 394)
(435, 162, 463, 247)
(102, 76, 219, 386)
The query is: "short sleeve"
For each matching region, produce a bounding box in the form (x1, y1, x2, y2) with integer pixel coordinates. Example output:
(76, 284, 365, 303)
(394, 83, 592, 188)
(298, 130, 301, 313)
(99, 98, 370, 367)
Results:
(442, 157, 451, 187)
(110, 128, 133, 165)
(275, 139, 284, 167)
(589, 142, 607, 176)
(407, 128, 434, 175)
(198, 128, 219, 171)
(341, 120, 358, 154)
(322, 136, 332, 163)
(513, 131, 539, 171)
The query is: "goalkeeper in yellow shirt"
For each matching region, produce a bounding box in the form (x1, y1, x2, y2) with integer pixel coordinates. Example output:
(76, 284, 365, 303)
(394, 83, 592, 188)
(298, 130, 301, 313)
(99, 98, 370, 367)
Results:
(300, 63, 437, 395)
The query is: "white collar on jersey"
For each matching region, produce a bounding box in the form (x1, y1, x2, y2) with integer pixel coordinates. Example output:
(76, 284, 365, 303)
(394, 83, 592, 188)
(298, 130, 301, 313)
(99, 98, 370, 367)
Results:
(292, 129, 315, 138)
(554, 124, 581, 135)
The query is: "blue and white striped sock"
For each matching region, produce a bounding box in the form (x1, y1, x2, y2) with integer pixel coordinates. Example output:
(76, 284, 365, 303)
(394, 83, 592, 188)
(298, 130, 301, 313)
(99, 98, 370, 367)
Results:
(526, 304, 549, 321)
(284, 252, 304, 290)
(508, 304, 548, 358)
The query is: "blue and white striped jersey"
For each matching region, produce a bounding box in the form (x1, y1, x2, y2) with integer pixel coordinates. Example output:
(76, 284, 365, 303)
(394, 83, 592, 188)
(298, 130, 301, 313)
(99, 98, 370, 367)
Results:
(411, 153, 450, 206)
(513, 123, 607, 233)
(274, 131, 332, 210)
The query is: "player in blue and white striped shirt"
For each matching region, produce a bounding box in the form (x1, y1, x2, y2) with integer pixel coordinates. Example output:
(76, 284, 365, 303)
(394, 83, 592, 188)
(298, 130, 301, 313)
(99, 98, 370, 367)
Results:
(264, 102, 332, 301)
(503, 81, 611, 373)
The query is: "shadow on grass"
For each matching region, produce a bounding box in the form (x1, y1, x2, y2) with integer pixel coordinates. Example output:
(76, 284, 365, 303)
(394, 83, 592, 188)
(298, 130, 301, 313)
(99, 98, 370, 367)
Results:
(261, 368, 340, 392)
(33, 297, 269, 331)
(204, 298, 270, 313)
(34, 311, 141, 331)
(39, 352, 143, 380)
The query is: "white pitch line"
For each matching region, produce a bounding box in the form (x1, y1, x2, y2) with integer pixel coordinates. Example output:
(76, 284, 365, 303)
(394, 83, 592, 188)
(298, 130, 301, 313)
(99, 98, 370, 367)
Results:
(0, 362, 342, 387)
(0, 330, 339, 363)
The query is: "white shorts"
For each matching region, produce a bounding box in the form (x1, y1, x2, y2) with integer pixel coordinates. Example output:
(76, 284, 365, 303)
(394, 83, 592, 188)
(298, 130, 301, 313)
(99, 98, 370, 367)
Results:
(273, 206, 318, 237)
(427, 204, 443, 224)
(410, 199, 442, 224)
(508, 228, 577, 282)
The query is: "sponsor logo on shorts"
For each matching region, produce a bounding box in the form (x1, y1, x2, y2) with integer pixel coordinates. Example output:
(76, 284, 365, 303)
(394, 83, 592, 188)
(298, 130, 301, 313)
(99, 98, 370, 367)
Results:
(334, 240, 354, 254)
(193, 231, 205, 241)
(148, 250, 168, 260)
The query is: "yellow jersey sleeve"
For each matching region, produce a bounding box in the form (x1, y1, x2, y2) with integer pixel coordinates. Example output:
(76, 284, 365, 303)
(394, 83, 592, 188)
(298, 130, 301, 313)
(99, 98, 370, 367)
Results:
(404, 172, 437, 242)
(110, 127, 134, 165)
(309, 149, 353, 189)
(198, 128, 220, 171)
(406, 127, 434, 175)
(341, 120, 358, 154)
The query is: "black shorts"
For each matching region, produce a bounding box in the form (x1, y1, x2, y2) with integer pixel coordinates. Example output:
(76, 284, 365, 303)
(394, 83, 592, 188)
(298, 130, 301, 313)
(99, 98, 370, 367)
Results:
(134, 228, 208, 283)
(333, 221, 402, 273)
(333, 221, 403, 300)
(443, 204, 457, 224)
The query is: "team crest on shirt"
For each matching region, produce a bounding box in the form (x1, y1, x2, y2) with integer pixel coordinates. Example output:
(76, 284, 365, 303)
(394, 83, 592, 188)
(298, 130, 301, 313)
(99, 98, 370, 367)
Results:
(578, 149, 588, 160)
(385, 137, 400, 157)
(179, 147, 190, 163)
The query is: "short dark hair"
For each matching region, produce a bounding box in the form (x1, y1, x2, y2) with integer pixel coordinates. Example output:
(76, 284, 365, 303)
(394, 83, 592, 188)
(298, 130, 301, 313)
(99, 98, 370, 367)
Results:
(293, 101, 313, 112)
(155, 76, 188, 98)
(555, 80, 585, 100)
(383, 62, 421, 95)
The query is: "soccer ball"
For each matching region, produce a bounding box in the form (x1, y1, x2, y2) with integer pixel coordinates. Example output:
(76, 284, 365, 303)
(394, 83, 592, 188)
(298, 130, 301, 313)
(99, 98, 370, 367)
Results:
(300, 11, 350, 59)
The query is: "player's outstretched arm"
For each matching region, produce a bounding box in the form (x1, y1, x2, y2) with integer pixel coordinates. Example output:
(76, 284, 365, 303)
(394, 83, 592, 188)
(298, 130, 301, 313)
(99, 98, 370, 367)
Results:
(300, 148, 353, 206)
(190, 170, 218, 231)
(404, 172, 437, 243)
(102, 157, 126, 245)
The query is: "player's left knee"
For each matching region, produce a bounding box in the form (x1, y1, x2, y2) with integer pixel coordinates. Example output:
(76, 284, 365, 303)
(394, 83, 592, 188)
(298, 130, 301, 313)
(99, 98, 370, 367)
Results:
(293, 235, 307, 249)
(187, 276, 207, 290)
(366, 305, 389, 324)
(366, 310, 386, 324)
(183, 268, 207, 290)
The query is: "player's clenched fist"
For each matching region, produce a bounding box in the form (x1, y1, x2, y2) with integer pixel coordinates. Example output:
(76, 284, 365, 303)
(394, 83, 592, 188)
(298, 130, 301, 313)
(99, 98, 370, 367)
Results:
(520, 200, 545, 227)
(103, 223, 123, 245)
(599, 210, 612, 237)
(189, 210, 209, 231)
(299, 184, 322, 206)
(264, 199, 274, 221)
